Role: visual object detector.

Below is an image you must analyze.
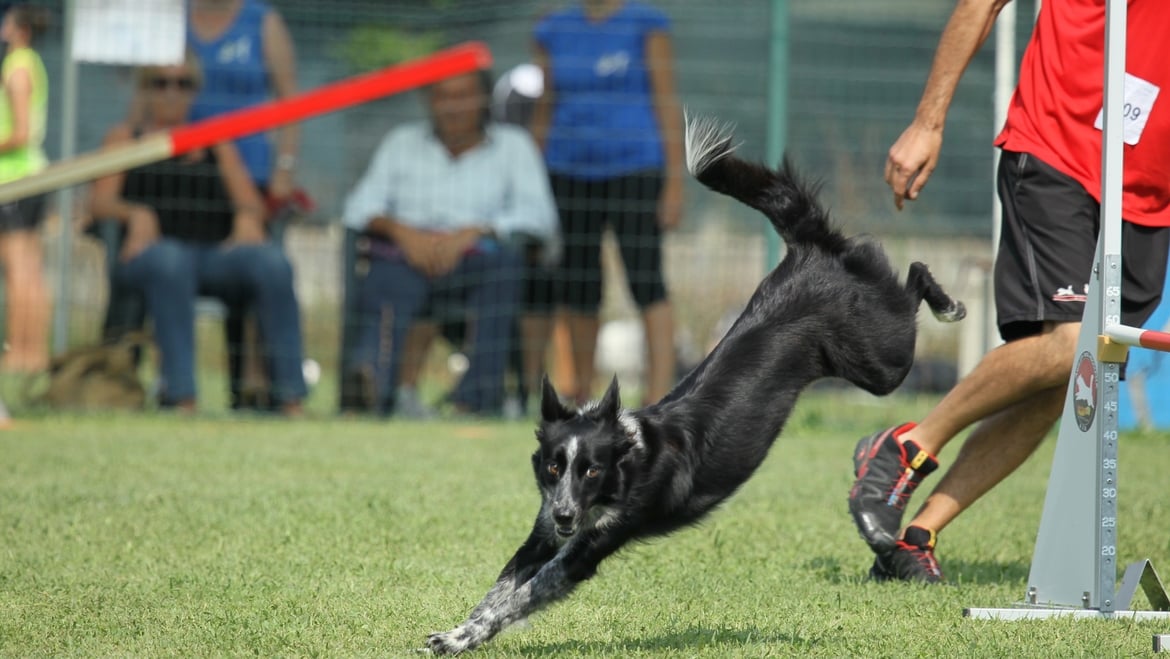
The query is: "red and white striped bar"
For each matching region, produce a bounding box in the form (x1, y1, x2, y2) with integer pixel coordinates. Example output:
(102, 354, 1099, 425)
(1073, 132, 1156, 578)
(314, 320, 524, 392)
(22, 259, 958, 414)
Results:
(0, 41, 492, 204)
(1104, 324, 1170, 353)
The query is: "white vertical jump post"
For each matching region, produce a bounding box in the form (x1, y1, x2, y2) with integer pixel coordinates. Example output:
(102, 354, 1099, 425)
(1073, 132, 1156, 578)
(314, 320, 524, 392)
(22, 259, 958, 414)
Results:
(964, 0, 1170, 623)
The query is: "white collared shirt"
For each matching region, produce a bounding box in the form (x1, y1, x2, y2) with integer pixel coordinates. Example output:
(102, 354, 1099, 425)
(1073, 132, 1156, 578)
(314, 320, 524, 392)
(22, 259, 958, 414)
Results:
(342, 122, 559, 261)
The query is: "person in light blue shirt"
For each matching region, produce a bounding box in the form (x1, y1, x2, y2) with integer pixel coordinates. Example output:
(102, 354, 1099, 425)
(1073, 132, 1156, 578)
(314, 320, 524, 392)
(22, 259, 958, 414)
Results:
(342, 69, 558, 416)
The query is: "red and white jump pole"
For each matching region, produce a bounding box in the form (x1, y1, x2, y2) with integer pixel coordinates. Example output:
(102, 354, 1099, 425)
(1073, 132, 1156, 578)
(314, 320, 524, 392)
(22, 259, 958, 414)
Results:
(0, 41, 493, 204)
(1104, 324, 1170, 353)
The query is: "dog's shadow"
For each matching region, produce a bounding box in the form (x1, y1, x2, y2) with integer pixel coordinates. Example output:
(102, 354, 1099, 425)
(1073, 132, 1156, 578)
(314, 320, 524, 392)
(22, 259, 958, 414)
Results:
(512, 626, 798, 656)
(493, 561, 1031, 656)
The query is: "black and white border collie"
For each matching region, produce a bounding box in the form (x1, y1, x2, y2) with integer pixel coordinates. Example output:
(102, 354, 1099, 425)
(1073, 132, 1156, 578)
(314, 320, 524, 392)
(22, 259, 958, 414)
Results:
(426, 115, 965, 655)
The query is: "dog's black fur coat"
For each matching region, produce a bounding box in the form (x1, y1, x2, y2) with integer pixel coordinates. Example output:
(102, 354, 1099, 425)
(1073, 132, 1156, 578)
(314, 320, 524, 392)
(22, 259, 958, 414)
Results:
(426, 117, 965, 654)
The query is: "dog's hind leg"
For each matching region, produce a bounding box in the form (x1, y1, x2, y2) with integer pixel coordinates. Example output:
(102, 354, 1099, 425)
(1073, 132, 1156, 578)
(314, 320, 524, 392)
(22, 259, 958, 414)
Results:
(906, 262, 966, 323)
(824, 262, 966, 397)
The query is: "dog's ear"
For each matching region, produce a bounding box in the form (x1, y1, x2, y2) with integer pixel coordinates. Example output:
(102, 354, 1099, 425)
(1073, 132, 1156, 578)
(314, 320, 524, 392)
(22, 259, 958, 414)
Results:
(540, 374, 574, 423)
(596, 375, 622, 422)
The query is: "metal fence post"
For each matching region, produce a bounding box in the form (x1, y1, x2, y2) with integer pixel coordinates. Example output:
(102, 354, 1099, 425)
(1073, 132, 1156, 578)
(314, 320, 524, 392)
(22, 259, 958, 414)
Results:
(765, 0, 788, 268)
(52, 0, 79, 354)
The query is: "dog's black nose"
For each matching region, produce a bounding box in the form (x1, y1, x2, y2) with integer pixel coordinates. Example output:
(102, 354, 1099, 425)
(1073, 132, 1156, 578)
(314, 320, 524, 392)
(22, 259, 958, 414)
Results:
(554, 513, 574, 527)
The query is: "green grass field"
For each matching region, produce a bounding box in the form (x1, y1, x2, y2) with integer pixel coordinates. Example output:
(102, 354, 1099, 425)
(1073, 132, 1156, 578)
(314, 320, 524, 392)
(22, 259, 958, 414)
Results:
(3, 392, 1168, 657)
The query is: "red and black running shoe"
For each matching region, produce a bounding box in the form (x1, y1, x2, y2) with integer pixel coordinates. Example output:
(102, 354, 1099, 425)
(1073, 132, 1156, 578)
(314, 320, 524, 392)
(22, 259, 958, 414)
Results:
(869, 525, 944, 583)
(848, 423, 938, 554)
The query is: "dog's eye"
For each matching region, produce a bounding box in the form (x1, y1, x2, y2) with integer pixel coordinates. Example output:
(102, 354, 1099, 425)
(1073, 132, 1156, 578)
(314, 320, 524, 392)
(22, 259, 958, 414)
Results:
(547, 462, 559, 477)
(585, 466, 601, 479)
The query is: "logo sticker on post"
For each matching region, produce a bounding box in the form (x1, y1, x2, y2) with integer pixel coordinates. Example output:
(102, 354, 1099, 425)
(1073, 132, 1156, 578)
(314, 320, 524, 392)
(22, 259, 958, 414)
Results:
(1073, 351, 1097, 432)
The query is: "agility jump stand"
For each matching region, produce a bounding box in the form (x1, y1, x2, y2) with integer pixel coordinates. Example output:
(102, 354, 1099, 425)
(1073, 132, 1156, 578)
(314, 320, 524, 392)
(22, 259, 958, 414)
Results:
(962, 250, 1170, 622)
(965, 0, 1169, 630)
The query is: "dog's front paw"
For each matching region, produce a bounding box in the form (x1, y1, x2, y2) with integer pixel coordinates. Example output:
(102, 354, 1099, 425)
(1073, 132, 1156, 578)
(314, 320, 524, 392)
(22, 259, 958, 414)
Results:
(427, 626, 479, 655)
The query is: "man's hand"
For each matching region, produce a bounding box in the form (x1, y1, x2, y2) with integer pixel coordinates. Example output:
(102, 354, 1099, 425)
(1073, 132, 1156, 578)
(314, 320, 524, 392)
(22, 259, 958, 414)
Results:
(120, 205, 161, 262)
(378, 221, 487, 278)
(393, 224, 443, 277)
(884, 121, 943, 210)
(430, 227, 483, 278)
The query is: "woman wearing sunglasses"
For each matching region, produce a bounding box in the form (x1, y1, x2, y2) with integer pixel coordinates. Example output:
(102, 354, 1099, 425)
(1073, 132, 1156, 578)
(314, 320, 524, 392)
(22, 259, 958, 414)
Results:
(89, 53, 307, 415)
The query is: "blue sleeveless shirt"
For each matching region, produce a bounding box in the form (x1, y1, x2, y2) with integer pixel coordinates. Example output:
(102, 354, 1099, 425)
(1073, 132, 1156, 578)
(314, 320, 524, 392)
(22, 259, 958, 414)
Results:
(188, 0, 273, 185)
(534, 1, 669, 180)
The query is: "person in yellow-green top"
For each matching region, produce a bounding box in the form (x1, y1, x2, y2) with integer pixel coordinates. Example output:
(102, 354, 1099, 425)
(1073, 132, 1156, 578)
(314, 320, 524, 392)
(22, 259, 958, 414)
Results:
(0, 4, 50, 374)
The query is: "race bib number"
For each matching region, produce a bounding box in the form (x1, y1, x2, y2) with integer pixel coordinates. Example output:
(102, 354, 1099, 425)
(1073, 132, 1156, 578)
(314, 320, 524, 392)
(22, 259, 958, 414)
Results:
(1094, 72, 1160, 145)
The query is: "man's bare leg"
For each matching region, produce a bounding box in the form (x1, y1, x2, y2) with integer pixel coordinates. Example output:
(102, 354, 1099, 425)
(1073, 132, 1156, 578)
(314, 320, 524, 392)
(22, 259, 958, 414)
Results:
(850, 321, 1079, 569)
(399, 321, 439, 390)
(901, 321, 1079, 456)
(910, 385, 1065, 534)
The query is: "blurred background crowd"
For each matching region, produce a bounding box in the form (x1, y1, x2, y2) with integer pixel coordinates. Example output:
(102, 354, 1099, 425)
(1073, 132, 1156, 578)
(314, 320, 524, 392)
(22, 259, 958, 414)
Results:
(4, 0, 1091, 422)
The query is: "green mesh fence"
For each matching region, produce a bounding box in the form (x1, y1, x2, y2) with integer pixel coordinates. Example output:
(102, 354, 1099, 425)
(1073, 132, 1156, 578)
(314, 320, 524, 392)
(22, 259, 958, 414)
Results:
(11, 0, 1031, 413)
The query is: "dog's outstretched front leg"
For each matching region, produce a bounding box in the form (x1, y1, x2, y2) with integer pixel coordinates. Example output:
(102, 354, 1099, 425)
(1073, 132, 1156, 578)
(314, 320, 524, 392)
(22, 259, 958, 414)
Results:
(426, 530, 558, 655)
(467, 531, 556, 621)
(427, 530, 624, 655)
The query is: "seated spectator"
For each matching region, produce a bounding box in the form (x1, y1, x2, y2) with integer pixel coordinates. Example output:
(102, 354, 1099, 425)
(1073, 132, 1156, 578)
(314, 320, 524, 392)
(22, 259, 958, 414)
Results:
(88, 52, 307, 414)
(390, 65, 562, 420)
(342, 68, 558, 417)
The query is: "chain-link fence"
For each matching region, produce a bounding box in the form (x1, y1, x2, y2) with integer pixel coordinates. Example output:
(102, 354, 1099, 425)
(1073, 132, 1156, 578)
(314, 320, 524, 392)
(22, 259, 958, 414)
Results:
(7, 0, 1033, 414)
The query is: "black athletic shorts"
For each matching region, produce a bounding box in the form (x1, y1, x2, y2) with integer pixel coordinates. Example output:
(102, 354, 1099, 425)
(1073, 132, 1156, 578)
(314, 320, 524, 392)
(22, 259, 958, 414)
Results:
(994, 150, 1169, 342)
(550, 170, 668, 313)
(0, 193, 47, 233)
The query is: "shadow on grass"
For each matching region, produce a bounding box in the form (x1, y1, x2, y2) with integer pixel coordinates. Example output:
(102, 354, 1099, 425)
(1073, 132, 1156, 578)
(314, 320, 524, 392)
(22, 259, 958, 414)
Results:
(946, 558, 1030, 586)
(512, 626, 801, 656)
(805, 555, 1029, 586)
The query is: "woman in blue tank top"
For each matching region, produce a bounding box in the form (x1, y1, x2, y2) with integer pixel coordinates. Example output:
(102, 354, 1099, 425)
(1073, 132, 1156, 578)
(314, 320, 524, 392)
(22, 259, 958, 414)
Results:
(188, 0, 299, 202)
(531, 0, 684, 407)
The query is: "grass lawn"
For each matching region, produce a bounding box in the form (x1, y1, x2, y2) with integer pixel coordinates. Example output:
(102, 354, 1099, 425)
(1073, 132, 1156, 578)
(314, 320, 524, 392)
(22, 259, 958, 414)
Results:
(2, 391, 1168, 657)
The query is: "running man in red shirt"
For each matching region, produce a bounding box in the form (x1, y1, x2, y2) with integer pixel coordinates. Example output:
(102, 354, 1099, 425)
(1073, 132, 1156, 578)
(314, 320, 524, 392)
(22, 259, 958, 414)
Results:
(848, 0, 1170, 582)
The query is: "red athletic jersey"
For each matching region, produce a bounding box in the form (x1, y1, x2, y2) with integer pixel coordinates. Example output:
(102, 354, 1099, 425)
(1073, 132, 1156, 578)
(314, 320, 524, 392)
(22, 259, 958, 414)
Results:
(994, 0, 1170, 227)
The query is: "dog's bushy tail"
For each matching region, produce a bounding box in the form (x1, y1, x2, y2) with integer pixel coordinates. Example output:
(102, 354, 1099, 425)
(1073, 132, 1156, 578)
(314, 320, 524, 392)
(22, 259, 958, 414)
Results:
(685, 112, 845, 250)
